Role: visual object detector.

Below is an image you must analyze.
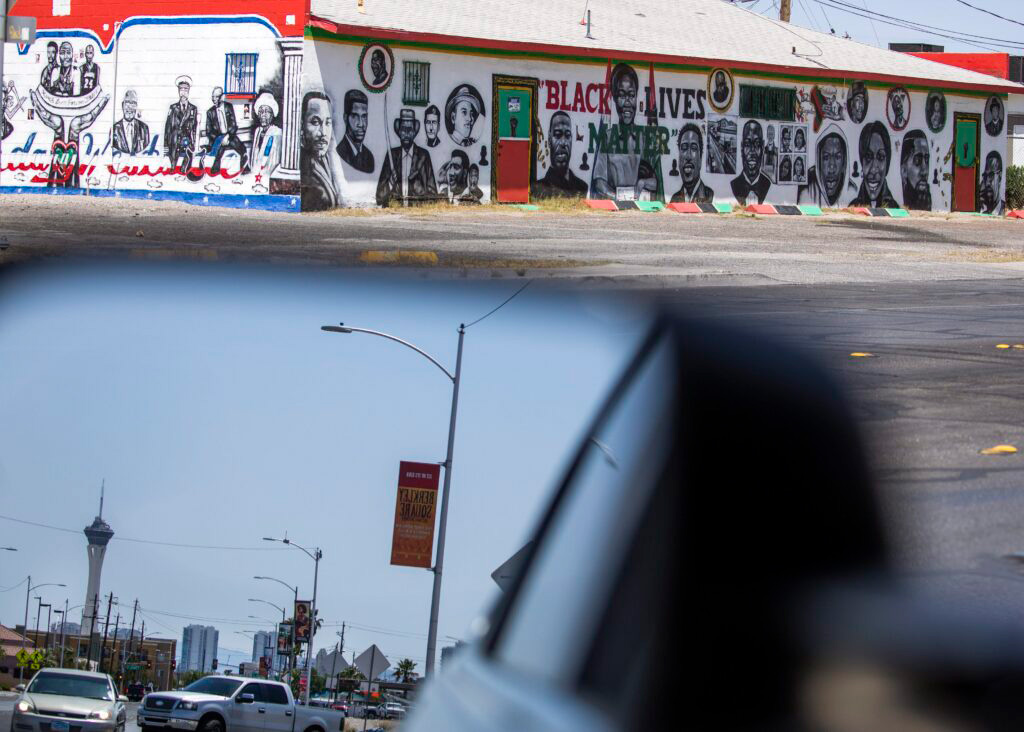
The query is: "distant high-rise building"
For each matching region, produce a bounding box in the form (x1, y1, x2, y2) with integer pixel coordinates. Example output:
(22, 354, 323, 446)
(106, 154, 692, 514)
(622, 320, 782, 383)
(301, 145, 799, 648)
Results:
(180, 625, 219, 672)
(50, 621, 82, 635)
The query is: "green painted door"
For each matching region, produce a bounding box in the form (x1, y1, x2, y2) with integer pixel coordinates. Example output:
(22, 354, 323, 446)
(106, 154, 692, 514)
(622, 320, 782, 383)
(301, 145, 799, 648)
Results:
(953, 116, 979, 212)
(955, 118, 977, 168)
(498, 88, 530, 139)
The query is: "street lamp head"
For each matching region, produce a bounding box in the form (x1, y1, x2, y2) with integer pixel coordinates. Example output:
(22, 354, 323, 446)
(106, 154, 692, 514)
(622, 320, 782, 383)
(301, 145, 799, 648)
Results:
(262, 537, 277, 542)
(320, 325, 353, 334)
(3, 547, 16, 551)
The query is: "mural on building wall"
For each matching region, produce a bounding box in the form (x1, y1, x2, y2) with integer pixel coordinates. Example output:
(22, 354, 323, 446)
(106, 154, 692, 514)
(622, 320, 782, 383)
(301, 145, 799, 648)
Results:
(299, 38, 1008, 214)
(981, 151, 1004, 215)
(985, 96, 1005, 137)
(0, 17, 298, 205)
(300, 91, 345, 211)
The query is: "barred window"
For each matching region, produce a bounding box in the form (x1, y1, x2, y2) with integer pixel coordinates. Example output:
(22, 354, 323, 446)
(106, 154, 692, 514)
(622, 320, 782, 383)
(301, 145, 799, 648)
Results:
(225, 53, 258, 98)
(739, 85, 796, 121)
(403, 61, 430, 106)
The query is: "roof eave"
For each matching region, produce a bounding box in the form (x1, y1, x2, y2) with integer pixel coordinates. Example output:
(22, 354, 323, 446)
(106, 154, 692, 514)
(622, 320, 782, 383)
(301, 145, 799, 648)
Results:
(307, 17, 1024, 95)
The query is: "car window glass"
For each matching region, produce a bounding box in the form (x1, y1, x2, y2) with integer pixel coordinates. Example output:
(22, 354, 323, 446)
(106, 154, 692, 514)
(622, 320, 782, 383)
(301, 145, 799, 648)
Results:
(260, 684, 289, 705)
(494, 335, 674, 685)
(240, 683, 264, 703)
(26, 673, 114, 701)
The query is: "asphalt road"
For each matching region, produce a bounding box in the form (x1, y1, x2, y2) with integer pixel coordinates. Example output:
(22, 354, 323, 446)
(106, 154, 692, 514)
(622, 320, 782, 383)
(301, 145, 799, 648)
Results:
(2, 195, 1024, 287)
(658, 278, 1024, 617)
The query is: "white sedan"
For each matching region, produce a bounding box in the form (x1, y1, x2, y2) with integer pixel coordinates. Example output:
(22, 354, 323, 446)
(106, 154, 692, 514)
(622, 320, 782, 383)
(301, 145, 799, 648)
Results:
(13, 668, 129, 732)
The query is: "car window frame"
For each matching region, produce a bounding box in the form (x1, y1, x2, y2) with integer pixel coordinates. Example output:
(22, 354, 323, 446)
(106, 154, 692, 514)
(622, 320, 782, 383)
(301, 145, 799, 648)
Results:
(238, 682, 264, 703)
(257, 683, 289, 705)
(482, 319, 669, 658)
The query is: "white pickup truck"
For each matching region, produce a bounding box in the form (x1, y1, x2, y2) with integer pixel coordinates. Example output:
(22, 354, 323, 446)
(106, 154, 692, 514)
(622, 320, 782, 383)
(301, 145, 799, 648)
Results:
(136, 676, 344, 732)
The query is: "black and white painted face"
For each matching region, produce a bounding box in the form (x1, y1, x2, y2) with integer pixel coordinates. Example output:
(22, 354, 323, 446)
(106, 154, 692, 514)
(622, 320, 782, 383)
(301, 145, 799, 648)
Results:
(347, 101, 368, 143)
(85, 46, 94, 64)
(903, 137, 929, 198)
(981, 155, 1002, 209)
(469, 168, 479, 188)
(178, 84, 190, 103)
(211, 87, 223, 105)
(123, 99, 137, 121)
(614, 76, 637, 127)
(678, 129, 701, 185)
(447, 154, 465, 188)
(741, 121, 764, 179)
(451, 101, 478, 141)
(863, 131, 888, 200)
(820, 135, 846, 203)
(851, 94, 866, 122)
(794, 156, 805, 179)
(929, 100, 942, 130)
(258, 106, 274, 128)
(303, 98, 333, 156)
(794, 129, 806, 151)
(988, 99, 1003, 126)
(781, 127, 791, 151)
(58, 43, 73, 69)
(424, 112, 439, 141)
(46, 45, 57, 64)
(397, 118, 417, 146)
(549, 114, 572, 171)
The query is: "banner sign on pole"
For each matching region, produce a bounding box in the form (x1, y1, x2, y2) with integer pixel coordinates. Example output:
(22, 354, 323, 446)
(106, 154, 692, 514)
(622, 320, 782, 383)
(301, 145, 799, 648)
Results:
(277, 623, 292, 654)
(390, 460, 440, 568)
(4, 16, 36, 43)
(293, 601, 311, 643)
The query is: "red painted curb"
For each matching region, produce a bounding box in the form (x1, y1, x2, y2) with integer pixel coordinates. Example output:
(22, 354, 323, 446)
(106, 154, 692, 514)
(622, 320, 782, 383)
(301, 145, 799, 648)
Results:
(1008, 210, 1024, 220)
(667, 202, 702, 214)
(585, 199, 618, 211)
(746, 204, 777, 215)
(852, 207, 872, 216)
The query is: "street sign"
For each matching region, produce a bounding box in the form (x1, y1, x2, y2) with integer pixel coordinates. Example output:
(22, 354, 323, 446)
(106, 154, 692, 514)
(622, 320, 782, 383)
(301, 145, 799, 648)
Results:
(490, 542, 533, 592)
(390, 461, 440, 568)
(353, 645, 389, 681)
(3, 15, 35, 43)
(125, 663, 142, 670)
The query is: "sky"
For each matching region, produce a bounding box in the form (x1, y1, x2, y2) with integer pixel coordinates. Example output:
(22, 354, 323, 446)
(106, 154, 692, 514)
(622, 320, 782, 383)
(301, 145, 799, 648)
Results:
(742, 0, 1024, 54)
(0, 263, 650, 675)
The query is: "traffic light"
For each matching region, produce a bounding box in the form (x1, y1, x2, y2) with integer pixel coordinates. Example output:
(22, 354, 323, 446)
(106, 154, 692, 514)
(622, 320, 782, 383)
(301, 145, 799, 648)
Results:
(212, 659, 218, 671)
(146, 661, 153, 670)
(170, 660, 176, 671)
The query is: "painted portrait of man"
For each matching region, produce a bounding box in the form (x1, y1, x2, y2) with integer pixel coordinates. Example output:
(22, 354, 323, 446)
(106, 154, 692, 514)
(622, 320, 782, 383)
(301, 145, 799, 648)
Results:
(439, 149, 475, 203)
(445, 85, 485, 147)
(926, 92, 946, 134)
(847, 82, 868, 125)
(300, 91, 346, 211)
(424, 104, 441, 148)
(337, 89, 374, 173)
(712, 71, 730, 106)
(670, 123, 714, 204)
(901, 130, 931, 211)
(534, 111, 587, 198)
(40, 42, 58, 92)
(799, 123, 848, 208)
(980, 151, 1004, 215)
(851, 121, 897, 209)
(205, 86, 248, 175)
(731, 120, 771, 205)
(370, 49, 388, 86)
(52, 42, 76, 97)
(112, 89, 150, 155)
(377, 108, 437, 206)
(985, 96, 1005, 137)
(164, 75, 199, 173)
(592, 62, 660, 201)
(80, 44, 99, 94)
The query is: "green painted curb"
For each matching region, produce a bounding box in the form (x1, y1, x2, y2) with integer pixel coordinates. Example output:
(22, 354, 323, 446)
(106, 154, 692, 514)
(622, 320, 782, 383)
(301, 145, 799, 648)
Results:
(635, 201, 665, 212)
(797, 205, 823, 216)
(714, 203, 734, 213)
(512, 204, 540, 211)
(970, 212, 997, 217)
(886, 208, 911, 218)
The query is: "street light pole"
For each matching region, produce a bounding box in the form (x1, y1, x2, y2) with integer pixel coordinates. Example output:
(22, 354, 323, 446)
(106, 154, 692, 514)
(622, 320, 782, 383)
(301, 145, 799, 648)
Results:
(254, 576, 298, 677)
(320, 323, 466, 678)
(262, 540, 320, 703)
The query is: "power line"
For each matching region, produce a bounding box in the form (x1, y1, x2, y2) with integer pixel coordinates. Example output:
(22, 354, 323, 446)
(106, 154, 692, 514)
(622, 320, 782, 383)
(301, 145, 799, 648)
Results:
(859, 0, 882, 47)
(952, 0, 1024, 29)
(0, 513, 290, 551)
(0, 577, 28, 592)
(811, 0, 1024, 49)
(463, 280, 533, 330)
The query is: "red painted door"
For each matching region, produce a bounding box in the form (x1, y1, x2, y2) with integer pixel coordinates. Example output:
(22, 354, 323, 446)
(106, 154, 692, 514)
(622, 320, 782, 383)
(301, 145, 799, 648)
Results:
(953, 116, 979, 212)
(496, 85, 532, 203)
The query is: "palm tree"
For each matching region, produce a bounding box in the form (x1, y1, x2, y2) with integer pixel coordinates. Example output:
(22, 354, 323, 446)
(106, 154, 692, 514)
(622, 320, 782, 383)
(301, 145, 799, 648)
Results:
(394, 658, 416, 684)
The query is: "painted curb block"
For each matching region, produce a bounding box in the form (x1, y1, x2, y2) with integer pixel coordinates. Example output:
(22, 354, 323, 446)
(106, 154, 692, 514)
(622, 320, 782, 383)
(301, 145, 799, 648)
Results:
(634, 201, 665, 212)
(512, 204, 539, 211)
(886, 208, 910, 218)
(714, 203, 734, 213)
(798, 205, 824, 216)
(584, 199, 618, 211)
(1009, 210, 1024, 220)
(775, 205, 802, 216)
(745, 204, 777, 215)
(852, 207, 872, 216)
(0, 185, 301, 212)
(667, 202, 725, 214)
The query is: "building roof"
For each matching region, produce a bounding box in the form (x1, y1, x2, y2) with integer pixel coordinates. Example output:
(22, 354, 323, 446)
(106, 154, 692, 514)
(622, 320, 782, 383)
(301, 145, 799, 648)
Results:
(310, 0, 1023, 94)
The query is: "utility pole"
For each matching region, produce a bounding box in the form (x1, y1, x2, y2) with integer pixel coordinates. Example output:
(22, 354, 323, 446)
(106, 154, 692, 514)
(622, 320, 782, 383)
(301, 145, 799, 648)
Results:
(100, 594, 113, 672)
(88, 593, 100, 666)
(780, 0, 792, 22)
(329, 625, 344, 704)
(58, 599, 68, 668)
(126, 600, 138, 679)
(110, 613, 121, 677)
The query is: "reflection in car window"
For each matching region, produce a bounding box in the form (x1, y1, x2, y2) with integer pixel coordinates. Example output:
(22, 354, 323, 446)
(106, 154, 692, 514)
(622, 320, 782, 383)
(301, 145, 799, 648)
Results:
(260, 684, 289, 705)
(27, 673, 114, 701)
(182, 677, 244, 697)
(495, 335, 674, 684)
(239, 683, 264, 703)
